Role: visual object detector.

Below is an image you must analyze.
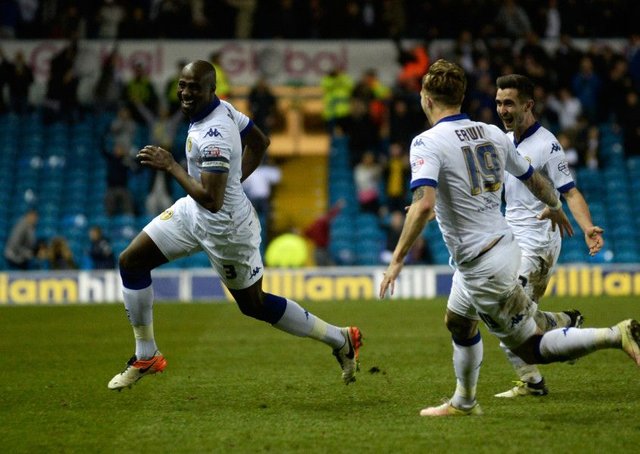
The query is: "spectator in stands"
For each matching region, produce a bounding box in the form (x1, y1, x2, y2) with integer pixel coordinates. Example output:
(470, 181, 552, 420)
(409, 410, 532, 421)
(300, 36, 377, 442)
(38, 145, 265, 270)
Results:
(600, 56, 634, 124)
(351, 68, 391, 129)
(395, 39, 430, 93)
(354, 151, 382, 214)
(101, 136, 136, 217)
(345, 98, 380, 167)
(43, 40, 80, 124)
(620, 91, 640, 157)
(248, 76, 278, 135)
(96, 0, 126, 39)
(0, 0, 19, 38)
(94, 46, 122, 115)
(33, 238, 51, 270)
(320, 65, 353, 135)
(628, 33, 640, 91)
(6, 50, 33, 116)
(554, 34, 583, 87)
(380, 210, 433, 265)
(303, 199, 345, 266)
(48, 236, 77, 270)
(209, 51, 230, 99)
(382, 142, 410, 213)
(118, 6, 153, 39)
(131, 101, 184, 215)
(547, 87, 582, 132)
(88, 226, 116, 269)
(387, 96, 424, 150)
(0, 47, 10, 113)
(4, 209, 38, 270)
(495, 0, 532, 40)
(110, 105, 137, 150)
(572, 55, 602, 123)
(541, 0, 561, 40)
(242, 157, 282, 227)
(123, 61, 159, 124)
(557, 132, 579, 178)
(164, 60, 187, 114)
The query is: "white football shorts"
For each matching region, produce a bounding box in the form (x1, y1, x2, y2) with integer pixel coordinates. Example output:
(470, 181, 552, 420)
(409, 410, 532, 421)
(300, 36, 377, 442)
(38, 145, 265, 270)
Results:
(447, 233, 538, 349)
(143, 197, 264, 290)
(517, 232, 561, 302)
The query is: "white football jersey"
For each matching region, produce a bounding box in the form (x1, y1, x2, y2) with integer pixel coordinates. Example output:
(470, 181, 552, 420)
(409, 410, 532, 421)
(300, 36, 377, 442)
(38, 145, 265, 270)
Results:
(504, 123, 575, 253)
(183, 98, 255, 232)
(410, 113, 532, 265)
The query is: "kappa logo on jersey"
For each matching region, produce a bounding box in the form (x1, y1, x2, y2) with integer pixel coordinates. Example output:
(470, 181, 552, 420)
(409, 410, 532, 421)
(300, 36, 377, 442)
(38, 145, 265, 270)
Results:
(557, 160, 571, 176)
(550, 142, 561, 153)
(204, 128, 222, 138)
(413, 138, 425, 147)
(410, 157, 425, 172)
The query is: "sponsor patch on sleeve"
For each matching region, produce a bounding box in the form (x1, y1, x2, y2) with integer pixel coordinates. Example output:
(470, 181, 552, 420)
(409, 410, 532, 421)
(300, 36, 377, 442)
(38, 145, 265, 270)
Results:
(199, 145, 230, 172)
(557, 160, 570, 176)
(410, 157, 425, 174)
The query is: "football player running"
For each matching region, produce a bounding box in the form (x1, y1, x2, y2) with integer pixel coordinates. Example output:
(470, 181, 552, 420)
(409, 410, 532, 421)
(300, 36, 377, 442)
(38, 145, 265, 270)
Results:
(494, 74, 604, 398)
(108, 60, 361, 391)
(379, 59, 639, 416)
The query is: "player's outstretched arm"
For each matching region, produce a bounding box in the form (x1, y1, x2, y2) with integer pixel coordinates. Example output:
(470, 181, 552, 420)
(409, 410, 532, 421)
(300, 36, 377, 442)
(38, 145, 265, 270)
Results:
(522, 170, 574, 238)
(563, 187, 604, 255)
(379, 186, 435, 298)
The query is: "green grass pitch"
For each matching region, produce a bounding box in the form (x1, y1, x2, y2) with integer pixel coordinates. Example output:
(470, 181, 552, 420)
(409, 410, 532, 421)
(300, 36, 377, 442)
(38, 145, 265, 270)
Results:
(1, 296, 639, 453)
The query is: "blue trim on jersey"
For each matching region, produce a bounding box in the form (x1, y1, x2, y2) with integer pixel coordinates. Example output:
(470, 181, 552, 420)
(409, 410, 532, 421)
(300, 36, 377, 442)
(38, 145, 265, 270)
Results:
(240, 119, 254, 138)
(189, 97, 221, 124)
(434, 113, 469, 126)
(200, 167, 229, 174)
(558, 181, 575, 193)
(410, 178, 437, 190)
(453, 331, 481, 346)
(516, 164, 534, 181)
(513, 122, 542, 147)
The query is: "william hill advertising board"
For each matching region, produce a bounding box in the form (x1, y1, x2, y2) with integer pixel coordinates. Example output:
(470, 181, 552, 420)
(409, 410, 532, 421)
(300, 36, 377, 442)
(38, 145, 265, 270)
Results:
(0, 266, 639, 305)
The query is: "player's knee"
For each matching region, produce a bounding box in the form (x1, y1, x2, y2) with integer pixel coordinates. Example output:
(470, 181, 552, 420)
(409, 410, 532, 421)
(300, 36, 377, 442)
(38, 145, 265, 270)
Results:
(444, 312, 477, 340)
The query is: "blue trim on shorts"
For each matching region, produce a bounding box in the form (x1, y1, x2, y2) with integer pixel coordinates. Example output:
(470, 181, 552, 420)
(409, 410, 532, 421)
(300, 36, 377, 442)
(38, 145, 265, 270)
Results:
(452, 331, 481, 346)
(120, 269, 152, 290)
(264, 292, 287, 324)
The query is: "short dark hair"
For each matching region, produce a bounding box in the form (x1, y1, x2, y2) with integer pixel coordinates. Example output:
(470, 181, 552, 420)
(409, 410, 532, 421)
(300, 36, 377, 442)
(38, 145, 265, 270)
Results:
(496, 74, 535, 101)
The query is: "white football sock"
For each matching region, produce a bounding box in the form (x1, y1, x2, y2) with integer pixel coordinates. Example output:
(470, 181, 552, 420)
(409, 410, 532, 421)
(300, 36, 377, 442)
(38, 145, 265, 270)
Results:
(450, 335, 483, 410)
(273, 299, 344, 349)
(539, 327, 621, 361)
(122, 285, 157, 359)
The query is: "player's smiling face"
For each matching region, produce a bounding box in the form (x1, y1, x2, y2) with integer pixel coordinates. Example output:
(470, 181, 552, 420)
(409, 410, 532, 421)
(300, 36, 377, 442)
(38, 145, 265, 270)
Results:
(177, 66, 214, 118)
(495, 88, 526, 132)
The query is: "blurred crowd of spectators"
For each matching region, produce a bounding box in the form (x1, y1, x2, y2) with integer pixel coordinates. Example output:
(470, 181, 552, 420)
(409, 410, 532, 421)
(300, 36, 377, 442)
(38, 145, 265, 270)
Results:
(1, 0, 640, 41)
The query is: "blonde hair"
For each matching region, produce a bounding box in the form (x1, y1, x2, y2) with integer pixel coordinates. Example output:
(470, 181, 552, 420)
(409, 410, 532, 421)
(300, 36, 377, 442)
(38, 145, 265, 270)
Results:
(421, 59, 467, 107)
